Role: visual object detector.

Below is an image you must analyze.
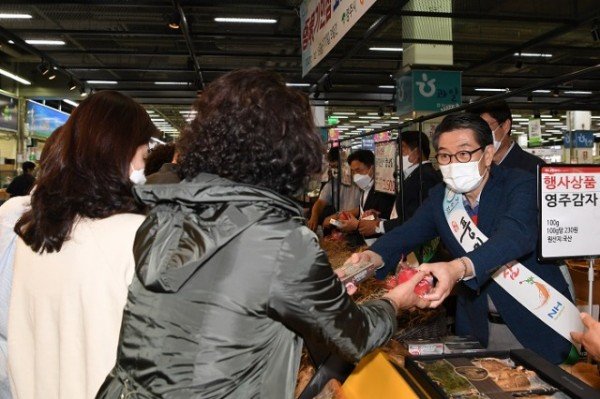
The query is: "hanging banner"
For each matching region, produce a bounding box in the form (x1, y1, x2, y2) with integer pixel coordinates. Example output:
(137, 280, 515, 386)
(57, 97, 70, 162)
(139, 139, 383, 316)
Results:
(374, 141, 397, 194)
(300, 0, 378, 76)
(396, 70, 461, 115)
(539, 165, 600, 259)
(528, 118, 542, 147)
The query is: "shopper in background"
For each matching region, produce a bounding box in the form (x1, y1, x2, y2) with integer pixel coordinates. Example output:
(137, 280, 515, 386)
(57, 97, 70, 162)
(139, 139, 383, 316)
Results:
(6, 161, 36, 198)
(469, 100, 544, 174)
(0, 127, 62, 399)
(307, 146, 360, 232)
(334, 149, 395, 245)
(358, 131, 441, 236)
(346, 113, 574, 365)
(96, 69, 428, 399)
(9, 90, 156, 399)
(571, 312, 600, 361)
(144, 142, 180, 184)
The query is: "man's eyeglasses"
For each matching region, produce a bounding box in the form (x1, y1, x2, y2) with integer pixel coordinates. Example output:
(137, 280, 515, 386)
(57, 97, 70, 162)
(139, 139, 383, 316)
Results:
(435, 147, 484, 165)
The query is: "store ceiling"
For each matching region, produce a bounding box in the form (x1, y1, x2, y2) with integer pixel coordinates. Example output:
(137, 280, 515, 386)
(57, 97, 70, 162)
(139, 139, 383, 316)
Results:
(0, 0, 599, 142)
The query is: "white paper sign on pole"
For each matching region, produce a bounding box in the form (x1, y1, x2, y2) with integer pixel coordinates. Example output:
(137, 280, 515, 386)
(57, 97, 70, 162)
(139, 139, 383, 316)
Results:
(539, 165, 600, 259)
(300, 0, 378, 76)
(374, 141, 397, 194)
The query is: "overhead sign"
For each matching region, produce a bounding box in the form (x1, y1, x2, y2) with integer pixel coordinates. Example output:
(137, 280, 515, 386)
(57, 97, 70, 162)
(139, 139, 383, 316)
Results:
(539, 165, 600, 259)
(396, 69, 461, 115)
(0, 93, 18, 132)
(374, 141, 396, 194)
(300, 0, 378, 76)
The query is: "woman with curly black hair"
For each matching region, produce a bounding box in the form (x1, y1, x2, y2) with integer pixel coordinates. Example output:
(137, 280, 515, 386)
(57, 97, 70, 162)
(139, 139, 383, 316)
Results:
(9, 90, 157, 399)
(97, 69, 427, 399)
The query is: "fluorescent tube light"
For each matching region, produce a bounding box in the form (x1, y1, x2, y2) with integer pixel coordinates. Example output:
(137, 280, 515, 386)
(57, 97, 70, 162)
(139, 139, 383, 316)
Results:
(563, 90, 592, 95)
(25, 39, 65, 45)
(214, 17, 277, 24)
(369, 47, 403, 52)
(513, 52, 552, 58)
(378, 85, 395, 89)
(474, 88, 508, 92)
(62, 99, 78, 107)
(0, 13, 32, 19)
(86, 80, 118, 84)
(532, 90, 551, 93)
(0, 67, 31, 85)
(286, 83, 310, 87)
(154, 81, 189, 85)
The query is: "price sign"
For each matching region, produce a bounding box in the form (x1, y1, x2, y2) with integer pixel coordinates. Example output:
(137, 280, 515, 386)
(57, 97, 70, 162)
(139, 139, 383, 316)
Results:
(374, 141, 397, 194)
(539, 165, 600, 259)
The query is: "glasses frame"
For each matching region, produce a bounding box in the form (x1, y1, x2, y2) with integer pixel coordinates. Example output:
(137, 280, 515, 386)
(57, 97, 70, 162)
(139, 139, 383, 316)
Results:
(435, 146, 484, 165)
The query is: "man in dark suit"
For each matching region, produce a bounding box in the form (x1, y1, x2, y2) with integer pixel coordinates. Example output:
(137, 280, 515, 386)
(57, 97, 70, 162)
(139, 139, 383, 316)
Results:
(7, 161, 36, 197)
(358, 131, 441, 236)
(335, 149, 395, 245)
(348, 114, 574, 364)
(470, 100, 544, 175)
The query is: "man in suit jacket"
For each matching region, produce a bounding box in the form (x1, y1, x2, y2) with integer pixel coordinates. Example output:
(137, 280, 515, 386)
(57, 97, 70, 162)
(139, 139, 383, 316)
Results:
(335, 149, 395, 245)
(470, 100, 545, 175)
(348, 114, 573, 364)
(358, 131, 441, 236)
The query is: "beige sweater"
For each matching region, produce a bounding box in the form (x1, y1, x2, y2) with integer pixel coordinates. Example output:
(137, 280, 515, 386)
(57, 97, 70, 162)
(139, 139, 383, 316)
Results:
(8, 213, 144, 399)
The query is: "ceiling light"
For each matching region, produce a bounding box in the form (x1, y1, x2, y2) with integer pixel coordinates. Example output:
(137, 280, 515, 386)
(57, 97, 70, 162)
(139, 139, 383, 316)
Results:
(79, 86, 88, 97)
(552, 89, 560, 97)
(563, 90, 592, 95)
(378, 85, 395, 89)
(86, 80, 118, 84)
(214, 17, 277, 24)
(0, 67, 31, 85)
(0, 13, 32, 19)
(513, 52, 552, 58)
(168, 11, 180, 29)
(154, 81, 189, 85)
(68, 79, 77, 91)
(7, 40, 14, 44)
(39, 62, 50, 76)
(286, 83, 310, 87)
(369, 47, 403, 52)
(532, 90, 550, 93)
(331, 112, 356, 115)
(47, 70, 56, 80)
(475, 88, 508, 92)
(25, 39, 65, 45)
(62, 99, 78, 107)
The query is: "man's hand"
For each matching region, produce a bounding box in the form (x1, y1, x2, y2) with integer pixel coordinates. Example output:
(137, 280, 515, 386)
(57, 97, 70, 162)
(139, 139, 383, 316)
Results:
(337, 213, 359, 232)
(383, 270, 431, 312)
(571, 312, 600, 361)
(419, 259, 466, 307)
(307, 215, 319, 231)
(362, 209, 380, 218)
(358, 218, 380, 236)
(343, 251, 384, 269)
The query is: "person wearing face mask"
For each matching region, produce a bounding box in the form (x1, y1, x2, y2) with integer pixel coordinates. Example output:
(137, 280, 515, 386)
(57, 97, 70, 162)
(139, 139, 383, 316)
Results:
(334, 149, 395, 245)
(469, 100, 545, 174)
(9, 91, 157, 399)
(358, 131, 441, 237)
(307, 147, 361, 232)
(345, 113, 575, 365)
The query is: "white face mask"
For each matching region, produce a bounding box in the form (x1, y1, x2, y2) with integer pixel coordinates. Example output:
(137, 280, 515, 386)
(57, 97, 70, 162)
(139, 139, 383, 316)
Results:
(352, 173, 372, 191)
(402, 154, 414, 172)
(491, 124, 507, 152)
(439, 157, 484, 194)
(129, 164, 147, 185)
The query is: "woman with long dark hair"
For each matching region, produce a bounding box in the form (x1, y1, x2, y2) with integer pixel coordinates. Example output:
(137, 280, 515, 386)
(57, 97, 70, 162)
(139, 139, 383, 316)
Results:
(97, 69, 427, 399)
(9, 90, 157, 399)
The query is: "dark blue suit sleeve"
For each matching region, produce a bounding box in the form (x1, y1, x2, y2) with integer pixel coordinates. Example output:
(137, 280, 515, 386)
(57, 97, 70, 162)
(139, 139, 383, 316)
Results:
(370, 189, 439, 279)
(464, 174, 538, 290)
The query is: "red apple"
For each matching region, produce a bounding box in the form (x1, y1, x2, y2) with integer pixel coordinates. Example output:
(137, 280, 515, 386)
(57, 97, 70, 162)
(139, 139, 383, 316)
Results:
(395, 267, 434, 296)
(338, 211, 351, 221)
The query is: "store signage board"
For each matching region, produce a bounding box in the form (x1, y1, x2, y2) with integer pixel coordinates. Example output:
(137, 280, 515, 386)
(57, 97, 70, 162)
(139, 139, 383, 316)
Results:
(0, 92, 18, 132)
(361, 137, 375, 151)
(374, 141, 396, 194)
(26, 100, 69, 138)
(300, 0, 378, 76)
(539, 165, 600, 260)
(396, 70, 461, 115)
